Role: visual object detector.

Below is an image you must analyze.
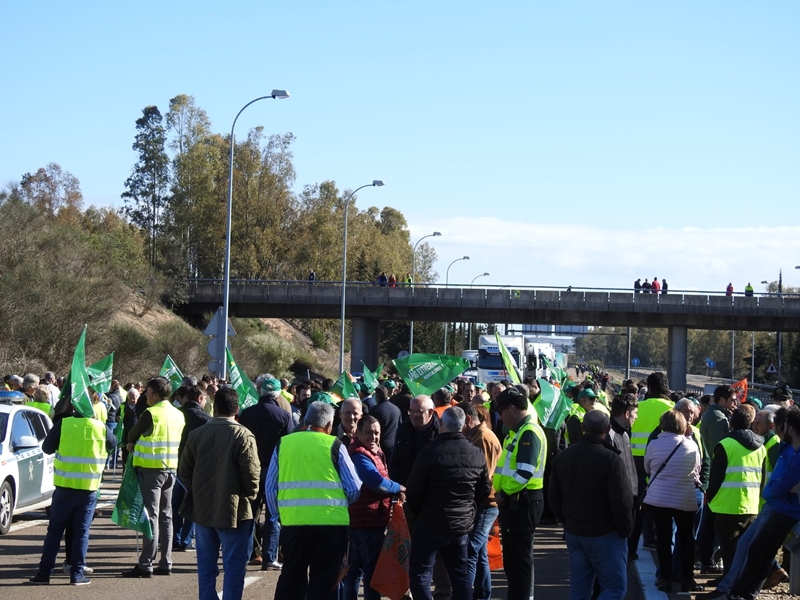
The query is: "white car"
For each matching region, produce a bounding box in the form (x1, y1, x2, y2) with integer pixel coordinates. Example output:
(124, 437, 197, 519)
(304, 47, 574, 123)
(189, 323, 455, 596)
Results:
(0, 392, 55, 534)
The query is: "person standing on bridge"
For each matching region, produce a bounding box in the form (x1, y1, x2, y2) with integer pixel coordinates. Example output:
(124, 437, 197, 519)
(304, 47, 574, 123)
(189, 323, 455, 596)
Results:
(634, 278, 642, 293)
(744, 282, 754, 297)
(642, 279, 651, 293)
(726, 283, 734, 296)
(651, 277, 661, 294)
(661, 279, 668, 295)
(550, 410, 633, 600)
(308, 270, 315, 285)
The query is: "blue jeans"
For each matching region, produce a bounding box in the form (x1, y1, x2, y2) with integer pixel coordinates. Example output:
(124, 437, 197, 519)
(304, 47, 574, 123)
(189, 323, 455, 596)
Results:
(37, 487, 97, 579)
(343, 527, 385, 600)
(565, 532, 628, 600)
(171, 482, 195, 548)
(466, 505, 499, 600)
(409, 529, 471, 600)
(195, 520, 253, 600)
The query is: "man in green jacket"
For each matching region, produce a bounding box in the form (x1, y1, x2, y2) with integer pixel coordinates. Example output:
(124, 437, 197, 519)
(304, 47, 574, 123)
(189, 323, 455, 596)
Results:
(179, 387, 260, 600)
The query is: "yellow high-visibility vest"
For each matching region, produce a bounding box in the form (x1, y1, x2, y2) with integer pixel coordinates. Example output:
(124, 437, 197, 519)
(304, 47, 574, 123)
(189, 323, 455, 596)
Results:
(709, 437, 766, 515)
(54, 417, 107, 491)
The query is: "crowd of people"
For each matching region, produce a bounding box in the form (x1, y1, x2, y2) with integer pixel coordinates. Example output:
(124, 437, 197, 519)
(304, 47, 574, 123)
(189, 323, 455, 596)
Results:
(8, 364, 800, 600)
(634, 277, 668, 294)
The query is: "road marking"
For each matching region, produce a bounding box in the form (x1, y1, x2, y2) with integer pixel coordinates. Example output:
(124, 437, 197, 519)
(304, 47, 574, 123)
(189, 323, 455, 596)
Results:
(218, 575, 260, 598)
(634, 540, 668, 600)
(9, 519, 49, 533)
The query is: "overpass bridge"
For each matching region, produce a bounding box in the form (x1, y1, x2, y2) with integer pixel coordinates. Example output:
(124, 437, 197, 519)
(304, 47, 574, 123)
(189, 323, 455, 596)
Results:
(179, 280, 800, 390)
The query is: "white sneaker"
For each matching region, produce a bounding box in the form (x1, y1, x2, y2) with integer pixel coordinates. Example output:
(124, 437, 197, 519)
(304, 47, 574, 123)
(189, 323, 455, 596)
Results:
(62, 563, 94, 574)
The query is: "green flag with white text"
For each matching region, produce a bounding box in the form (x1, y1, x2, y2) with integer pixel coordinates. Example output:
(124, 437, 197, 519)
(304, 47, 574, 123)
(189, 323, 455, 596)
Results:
(534, 377, 572, 431)
(330, 371, 358, 401)
(495, 332, 521, 384)
(69, 326, 94, 418)
(159, 355, 183, 393)
(87, 353, 114, 395)
(392, 353, 470, 397)
(225, 347, 259, 411)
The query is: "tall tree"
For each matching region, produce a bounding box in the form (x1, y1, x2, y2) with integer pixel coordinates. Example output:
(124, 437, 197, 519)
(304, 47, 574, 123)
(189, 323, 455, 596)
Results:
(122, 106, 170, 268)
(18, 162, 83, 216)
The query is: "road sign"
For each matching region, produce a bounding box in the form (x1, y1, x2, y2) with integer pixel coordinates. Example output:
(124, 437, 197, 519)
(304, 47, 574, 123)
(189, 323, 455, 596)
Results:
(706, 359, 716, 369)
(631, 358, 640, 367)
(204, 306, 237, 337)
(766, 363, 778, 374)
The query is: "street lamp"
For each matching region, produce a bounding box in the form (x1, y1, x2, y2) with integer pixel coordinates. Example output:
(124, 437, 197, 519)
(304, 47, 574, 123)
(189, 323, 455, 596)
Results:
(409, 231, 442, 354)
(338, 181, 385, 373)
(468, 273, 489, 349)
(443, 256, 469, 354)
(220, 90, 290, 379)
(762, 271, 785, 382)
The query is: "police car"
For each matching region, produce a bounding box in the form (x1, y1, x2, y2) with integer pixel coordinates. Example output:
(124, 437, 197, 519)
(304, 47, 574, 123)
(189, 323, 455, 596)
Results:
(0, 391, 55, 534)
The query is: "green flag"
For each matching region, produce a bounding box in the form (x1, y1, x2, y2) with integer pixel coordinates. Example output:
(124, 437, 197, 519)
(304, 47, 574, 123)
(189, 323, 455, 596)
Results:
(112, 456, 153, 539)
(69, 326, 95, 418)
(542, 355, 568, 386)
(533, 377, 572, 430)
(361, 361, 383, 393)
(330, 371, 358, 401)
(159, 355, 184, 393)
(225, 347, 259, 411)
(87, 352, 114, 395)
(392, 353, 470, 397)
(495, 332, 521, 384)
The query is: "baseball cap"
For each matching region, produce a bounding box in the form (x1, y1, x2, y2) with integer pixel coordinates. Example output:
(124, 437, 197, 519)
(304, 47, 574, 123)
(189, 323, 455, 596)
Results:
(308, 391, 337, 405)
(578, 388, 598, 401)
(773, 385, 793, 400)
(260, 378, 281, 393)
(382, 380, 396, 389)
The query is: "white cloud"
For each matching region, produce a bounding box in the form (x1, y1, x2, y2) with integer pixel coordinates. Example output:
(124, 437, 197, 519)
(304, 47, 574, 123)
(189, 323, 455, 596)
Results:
(409, 216, 800, 293)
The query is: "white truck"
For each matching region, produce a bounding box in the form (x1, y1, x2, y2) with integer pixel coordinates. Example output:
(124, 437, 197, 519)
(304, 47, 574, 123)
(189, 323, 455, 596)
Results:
(461, 350, 479, 382)
(523, 339, 556, 380)
(477, 335, 524, 384)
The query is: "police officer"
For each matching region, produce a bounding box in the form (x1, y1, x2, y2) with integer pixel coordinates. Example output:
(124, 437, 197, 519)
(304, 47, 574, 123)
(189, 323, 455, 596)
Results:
(123, 376, 185, 578)
(266, 400, 362, 599)
(28, 401, 115, 586)
(492, 387, 547, 600)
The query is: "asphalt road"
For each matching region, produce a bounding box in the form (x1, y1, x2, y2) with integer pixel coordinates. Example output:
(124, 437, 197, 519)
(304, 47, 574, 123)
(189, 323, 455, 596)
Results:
(0, 471, 644, 600)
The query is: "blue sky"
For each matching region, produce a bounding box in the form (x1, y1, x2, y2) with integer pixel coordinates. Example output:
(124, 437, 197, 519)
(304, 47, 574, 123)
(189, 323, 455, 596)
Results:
(2, 1, 799, 292)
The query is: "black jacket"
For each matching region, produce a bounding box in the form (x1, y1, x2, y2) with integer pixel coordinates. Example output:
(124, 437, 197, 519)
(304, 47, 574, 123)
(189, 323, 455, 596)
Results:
(390, 392, 413, 422)
(549, 434, 634, 538)
(239, 394, 293, 479)
(389, 415, 439, 486)
(370, 400, 402, 461)
(179, 400, 212, 458)
(405, 431, 491, 535)
(608, 417, 638, 496)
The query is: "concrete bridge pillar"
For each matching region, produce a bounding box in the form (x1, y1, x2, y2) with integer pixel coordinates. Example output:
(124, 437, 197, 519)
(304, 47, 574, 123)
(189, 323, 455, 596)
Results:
(351, 318, 380, 375)
(667, 325, 688, 392)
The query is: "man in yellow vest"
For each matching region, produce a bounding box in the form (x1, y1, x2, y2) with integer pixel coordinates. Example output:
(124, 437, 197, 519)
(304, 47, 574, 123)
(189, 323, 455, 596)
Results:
(707, 404, 766, 575)
(123, 376, 185, 578)
(28, 403, 115, 586)
(492, 387, 547, 600)
(628, 372, 673, 553)
(565, 387, 608, 445)
(266, 400, 362, 599)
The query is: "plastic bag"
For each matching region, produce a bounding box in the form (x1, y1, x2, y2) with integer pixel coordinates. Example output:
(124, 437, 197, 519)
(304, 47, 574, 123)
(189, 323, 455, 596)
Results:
(488, 518, 503, 571)
(370, 501, 411, 600)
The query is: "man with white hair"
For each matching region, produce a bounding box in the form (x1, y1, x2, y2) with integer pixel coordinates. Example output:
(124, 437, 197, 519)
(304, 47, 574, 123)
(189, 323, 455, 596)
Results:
(390, 395, 439, 486)
(406, 407, 491, 600)
(21, 373, 40, 403)
(266, 401, 362, 599)
(338, 398, 363, 446)
(44, 372, 61, 408)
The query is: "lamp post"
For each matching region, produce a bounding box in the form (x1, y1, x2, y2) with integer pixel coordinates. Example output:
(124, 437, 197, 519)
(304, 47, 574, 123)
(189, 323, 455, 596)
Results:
(338, 181, 385, 373)
(762, 270, 785, 382)
(220, 90, 289, 379)
(409, 231, 441, 355)
(443, 256, 469, 355)
(467, 273, 489, 349)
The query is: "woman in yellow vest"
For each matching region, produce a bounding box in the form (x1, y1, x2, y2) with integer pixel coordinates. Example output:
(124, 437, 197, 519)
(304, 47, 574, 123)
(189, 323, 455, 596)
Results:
(28, 408, 114, 586)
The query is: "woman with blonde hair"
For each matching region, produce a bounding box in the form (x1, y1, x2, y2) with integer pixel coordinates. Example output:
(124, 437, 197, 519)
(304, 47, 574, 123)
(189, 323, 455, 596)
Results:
(643, 410, 703, 594)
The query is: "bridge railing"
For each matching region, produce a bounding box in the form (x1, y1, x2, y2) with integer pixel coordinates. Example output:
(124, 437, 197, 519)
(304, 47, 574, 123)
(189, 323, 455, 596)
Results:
(185, 279, 800, 316)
